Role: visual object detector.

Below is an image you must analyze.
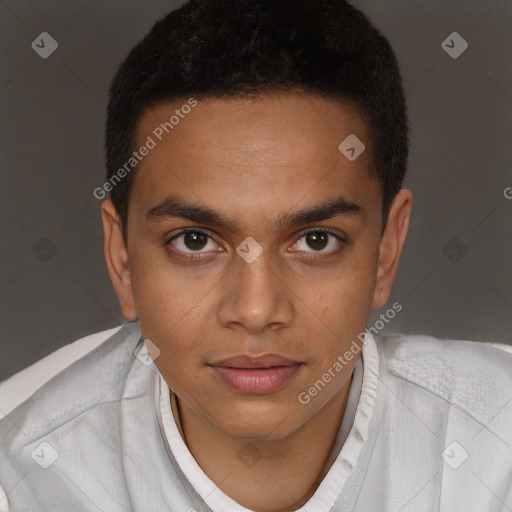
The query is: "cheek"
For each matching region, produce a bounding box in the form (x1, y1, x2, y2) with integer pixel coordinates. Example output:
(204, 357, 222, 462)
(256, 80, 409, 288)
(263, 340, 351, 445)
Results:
(305, 252, 377, 354)
(130, 252, 206, 330)
(142, 319, 207, 397)
(131, 264, 212, 350)
(319, 256, 376, 314)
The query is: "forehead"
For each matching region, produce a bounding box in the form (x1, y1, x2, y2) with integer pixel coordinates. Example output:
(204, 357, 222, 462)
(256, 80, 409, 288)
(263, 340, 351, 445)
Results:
(130, 93, 381, 231)
(136, 92, 370, 162)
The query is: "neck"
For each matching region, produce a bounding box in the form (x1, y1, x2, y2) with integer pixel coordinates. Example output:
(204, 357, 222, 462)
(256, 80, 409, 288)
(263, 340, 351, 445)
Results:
(173, 373, 354, 512)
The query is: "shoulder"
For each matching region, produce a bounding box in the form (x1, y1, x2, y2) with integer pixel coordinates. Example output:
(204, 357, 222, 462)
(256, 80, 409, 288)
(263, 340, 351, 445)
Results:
(375, 332, 512, 437)
(0, 321, 143, 450)
(377, 331, 512, 380)
(0, 322, 145, 510)
(0, 325, 122, 418)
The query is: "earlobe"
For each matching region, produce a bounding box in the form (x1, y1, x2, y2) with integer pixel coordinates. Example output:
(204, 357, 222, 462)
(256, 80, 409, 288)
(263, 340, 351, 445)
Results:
(371, 189, 413, 309)
(100, 199, 137, 321)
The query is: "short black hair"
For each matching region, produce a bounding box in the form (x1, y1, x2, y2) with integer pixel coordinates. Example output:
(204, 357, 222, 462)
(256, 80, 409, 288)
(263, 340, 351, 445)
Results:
(105, 0, 409, 239)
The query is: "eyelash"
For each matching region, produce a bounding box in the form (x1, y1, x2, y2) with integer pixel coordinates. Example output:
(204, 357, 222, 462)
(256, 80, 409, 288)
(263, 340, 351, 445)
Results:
(165, 227, 347, 261)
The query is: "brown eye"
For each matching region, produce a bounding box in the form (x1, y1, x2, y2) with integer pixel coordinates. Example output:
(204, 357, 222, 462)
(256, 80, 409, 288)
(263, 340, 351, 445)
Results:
(182, 231, 208, 250)
(168, 229, 219, 255)
(292, 228, 345, 255)
(305, 231, 329, 251)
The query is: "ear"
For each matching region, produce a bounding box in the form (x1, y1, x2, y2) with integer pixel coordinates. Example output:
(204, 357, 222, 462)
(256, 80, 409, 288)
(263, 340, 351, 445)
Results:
(100, 199, 137, 321)
(371, 189, 413, 309)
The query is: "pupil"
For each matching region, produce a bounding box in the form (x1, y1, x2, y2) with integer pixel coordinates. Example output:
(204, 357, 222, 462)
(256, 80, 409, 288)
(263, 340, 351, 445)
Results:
(185, 232, 207, 250)
(307, 231, 327, 251)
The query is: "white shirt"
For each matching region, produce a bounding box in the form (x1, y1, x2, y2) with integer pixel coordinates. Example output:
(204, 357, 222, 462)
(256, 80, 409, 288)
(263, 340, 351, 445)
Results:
(0, 322, 511, 511)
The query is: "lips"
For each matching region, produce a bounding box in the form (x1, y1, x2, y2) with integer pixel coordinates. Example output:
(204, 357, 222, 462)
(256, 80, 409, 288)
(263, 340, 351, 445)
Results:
(210, 354, 300, 369)
(208, 354, 303, 394)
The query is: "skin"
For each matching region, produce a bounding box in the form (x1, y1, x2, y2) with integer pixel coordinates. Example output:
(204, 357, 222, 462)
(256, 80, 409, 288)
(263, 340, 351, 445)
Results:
(101, 92, 412, 511)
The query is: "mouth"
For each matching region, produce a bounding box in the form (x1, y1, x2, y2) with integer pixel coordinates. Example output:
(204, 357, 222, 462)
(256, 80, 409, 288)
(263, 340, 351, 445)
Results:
(208, 354, 303, 394)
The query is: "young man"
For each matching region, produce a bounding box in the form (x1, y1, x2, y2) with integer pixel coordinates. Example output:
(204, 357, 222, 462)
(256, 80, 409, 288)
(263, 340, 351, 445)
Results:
(1, 0, 511, 510)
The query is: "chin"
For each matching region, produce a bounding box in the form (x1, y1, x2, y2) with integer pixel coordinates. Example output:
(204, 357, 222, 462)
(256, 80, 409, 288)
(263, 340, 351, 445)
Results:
(211, 401, 304, 441)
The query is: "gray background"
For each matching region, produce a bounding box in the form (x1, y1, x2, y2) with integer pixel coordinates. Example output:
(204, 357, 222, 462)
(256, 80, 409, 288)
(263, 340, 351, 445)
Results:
(1, 0, 511, 381)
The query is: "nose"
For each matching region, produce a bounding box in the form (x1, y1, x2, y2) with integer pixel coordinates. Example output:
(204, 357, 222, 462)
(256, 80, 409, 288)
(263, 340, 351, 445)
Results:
(216, 247, 295, 335)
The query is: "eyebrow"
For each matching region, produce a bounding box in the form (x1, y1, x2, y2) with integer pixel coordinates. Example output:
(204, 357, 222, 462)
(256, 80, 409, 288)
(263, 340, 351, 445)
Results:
(146, 194, 364, 232)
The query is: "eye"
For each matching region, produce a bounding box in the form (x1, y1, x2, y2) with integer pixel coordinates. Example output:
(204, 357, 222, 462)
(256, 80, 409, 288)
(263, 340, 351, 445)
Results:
(167, 228, 220, 257)
(290, 228, 345, 256)
(166, 227, 346, 260)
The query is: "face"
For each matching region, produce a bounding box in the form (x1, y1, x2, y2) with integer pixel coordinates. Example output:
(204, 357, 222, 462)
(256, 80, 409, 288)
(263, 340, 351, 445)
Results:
(102, 93, 411, 440)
